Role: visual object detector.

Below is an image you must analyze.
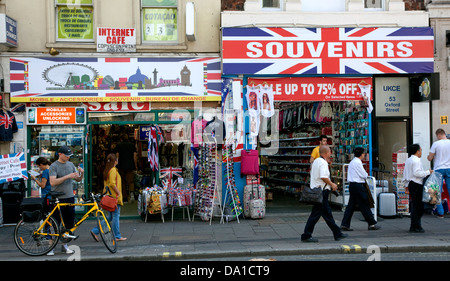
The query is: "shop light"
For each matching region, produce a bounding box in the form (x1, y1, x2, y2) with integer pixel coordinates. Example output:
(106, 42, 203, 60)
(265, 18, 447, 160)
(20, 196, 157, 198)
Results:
(186, 2, 195, 41)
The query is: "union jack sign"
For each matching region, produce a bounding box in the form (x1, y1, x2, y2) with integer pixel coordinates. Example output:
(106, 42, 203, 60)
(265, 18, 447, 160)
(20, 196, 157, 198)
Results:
(222, 27, 434, 75)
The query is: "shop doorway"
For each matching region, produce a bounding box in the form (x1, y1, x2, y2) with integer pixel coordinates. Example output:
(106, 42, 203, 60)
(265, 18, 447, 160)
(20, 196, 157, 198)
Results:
(261, 100, 370, 211)
(376, 120, 410, 190)
(88, 110, 194, 217)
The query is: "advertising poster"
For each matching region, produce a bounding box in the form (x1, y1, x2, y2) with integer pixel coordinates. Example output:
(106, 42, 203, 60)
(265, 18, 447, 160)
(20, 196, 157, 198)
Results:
(57, 5, 94, 40)
(142, 8, 178, 42)
(0, 152, 28, 183)
(248, 77, 373, 102)
(10, 57, 222, 102)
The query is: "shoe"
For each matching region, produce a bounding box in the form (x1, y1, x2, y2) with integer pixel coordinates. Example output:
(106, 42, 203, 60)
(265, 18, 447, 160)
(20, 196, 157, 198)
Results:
(46, 250, 55, 256)
(437, 215, 444, 219)
(61, 244, 74, 254)
(301, 237, 319, 243)
(90, 231, 100, 242)
(341, 226, 353, 231)
(116, 237, 127, 241)
(334, 233, 348, 241)
(368, 225, 381, 230)
(409, 228, 425, 233)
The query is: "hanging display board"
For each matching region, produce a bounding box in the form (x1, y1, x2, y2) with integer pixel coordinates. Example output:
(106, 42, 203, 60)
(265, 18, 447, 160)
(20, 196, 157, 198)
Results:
(10, 57, 221, 102)
(222, 27, 434, 75)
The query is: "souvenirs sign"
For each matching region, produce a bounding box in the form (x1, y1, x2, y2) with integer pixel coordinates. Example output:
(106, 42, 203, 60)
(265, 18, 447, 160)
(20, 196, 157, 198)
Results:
(222, 27, 434, 75)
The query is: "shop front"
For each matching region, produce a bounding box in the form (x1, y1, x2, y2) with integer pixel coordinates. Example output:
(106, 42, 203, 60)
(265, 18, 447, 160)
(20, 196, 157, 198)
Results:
(12, 56, 222, 216)
(221, 27, 436, 213)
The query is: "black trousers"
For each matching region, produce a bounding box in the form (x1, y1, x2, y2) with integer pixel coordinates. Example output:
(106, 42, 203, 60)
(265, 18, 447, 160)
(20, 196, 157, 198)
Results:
(53, 197, 75, 230)
(408, 181, 424, 230)
(301, 189, 342, 240)
(341, 182, 377, 227)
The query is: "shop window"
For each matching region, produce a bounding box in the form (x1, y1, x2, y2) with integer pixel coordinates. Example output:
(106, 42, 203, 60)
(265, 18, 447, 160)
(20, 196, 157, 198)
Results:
(261, 0, 283, 10)
(141, 0, 178, 44)
(88, 112, 155, 122)
(301, 0, 345, 12)
(55, 0, 94, 42)
(364, 0, 384, 10)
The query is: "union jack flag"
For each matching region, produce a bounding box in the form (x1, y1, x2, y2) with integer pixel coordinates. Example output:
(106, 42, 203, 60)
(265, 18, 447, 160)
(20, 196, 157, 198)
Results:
(222, 27, 434, 75)
(0, 112, 15, 129)
(160, 167, 182, 188)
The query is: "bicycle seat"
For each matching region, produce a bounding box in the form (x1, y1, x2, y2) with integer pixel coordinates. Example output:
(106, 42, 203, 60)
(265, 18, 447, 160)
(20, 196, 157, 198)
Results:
(48, 191, 65, 197)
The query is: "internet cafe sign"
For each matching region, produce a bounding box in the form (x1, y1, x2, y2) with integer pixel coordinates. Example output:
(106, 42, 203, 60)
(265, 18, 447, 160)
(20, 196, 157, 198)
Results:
(97, 27, 136, 53)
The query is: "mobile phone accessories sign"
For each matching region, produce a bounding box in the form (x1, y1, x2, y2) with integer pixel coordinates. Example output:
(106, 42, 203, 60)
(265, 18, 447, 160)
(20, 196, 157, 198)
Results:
(26, 107, 86, 125)
(222, 27, 434, 75)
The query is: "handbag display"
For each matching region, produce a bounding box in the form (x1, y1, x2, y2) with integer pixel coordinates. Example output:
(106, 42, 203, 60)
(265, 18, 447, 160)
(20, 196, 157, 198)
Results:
(100, 186, 118, 212)
(240, 149, 259, 175)
(299, 185, 326, 205)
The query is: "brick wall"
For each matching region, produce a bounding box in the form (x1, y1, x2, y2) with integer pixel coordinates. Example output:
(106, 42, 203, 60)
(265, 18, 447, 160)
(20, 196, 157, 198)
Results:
(403, 0, 426, 10)
(222, 0, 245, 11)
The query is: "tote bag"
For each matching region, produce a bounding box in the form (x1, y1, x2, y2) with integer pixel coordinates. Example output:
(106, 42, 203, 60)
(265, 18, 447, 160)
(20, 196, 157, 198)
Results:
(240, 149, 259, 175)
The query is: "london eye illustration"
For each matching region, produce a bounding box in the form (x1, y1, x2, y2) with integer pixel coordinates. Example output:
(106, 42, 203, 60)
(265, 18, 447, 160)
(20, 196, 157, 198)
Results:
(42, 63, 99, 89)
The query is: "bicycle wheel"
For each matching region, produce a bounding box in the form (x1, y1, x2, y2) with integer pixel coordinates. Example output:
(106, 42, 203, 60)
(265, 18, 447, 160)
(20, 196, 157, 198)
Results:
(14, 216, 60, 256)
(96, 210, 117, 253)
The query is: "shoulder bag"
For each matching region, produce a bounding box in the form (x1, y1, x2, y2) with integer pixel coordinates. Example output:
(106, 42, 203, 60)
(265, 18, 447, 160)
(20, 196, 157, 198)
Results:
(100, 171, 118, 212)
(299, 184, 326, 205)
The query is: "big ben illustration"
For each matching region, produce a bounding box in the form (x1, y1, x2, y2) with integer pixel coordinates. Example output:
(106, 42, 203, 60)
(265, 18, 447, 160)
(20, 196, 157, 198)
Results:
(180, 65, 191, 86)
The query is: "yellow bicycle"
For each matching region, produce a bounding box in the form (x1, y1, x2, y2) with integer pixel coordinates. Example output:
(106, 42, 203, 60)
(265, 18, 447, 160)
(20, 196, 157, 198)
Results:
(14, 191, 116, 256)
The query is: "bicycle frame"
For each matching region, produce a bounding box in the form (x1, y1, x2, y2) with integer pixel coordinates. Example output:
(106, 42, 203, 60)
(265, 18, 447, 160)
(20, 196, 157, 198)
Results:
(34, 199, 109, 237)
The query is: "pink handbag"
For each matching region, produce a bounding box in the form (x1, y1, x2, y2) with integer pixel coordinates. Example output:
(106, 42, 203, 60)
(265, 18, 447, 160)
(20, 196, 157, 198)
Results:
(240, 149, 259, 175)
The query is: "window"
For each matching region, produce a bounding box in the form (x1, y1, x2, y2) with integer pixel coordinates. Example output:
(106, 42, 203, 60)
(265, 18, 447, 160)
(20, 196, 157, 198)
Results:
(141, 0, 178, 43)
(301, 0, 345, 12)
(364, 0, 384, 10)
(261, 0, 283, 10)
(55, 0, 94, 42)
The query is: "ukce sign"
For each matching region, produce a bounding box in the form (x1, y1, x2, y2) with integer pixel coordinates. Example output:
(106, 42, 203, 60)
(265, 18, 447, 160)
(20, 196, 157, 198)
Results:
(248, 77, 373, 102)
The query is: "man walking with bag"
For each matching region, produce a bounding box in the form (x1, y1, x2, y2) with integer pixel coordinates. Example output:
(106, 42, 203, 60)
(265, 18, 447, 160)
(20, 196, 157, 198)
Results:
(301, 145, 347, 242)
(341, 147, 380, 231)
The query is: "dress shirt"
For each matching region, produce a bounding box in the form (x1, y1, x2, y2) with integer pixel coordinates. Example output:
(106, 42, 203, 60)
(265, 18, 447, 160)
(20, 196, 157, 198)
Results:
(310, 157, 331, 190)
(403, 155, 431, 185)
(347, 157, 368, 183)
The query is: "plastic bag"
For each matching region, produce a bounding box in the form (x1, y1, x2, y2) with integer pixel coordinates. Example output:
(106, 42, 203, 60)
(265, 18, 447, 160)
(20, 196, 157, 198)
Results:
(423, 172, 443, 205)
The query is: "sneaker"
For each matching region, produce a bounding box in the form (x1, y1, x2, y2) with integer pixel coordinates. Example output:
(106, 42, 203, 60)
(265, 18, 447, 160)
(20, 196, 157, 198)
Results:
(46, 250, 55, 256)
(61, 244, 74, 254)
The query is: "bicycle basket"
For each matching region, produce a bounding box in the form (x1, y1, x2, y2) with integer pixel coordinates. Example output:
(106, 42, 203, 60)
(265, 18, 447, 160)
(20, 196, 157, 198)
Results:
(21, 210, 42, 223)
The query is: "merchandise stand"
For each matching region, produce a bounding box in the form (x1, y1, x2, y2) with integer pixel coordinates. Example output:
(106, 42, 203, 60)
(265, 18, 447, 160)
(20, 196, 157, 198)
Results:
(221, 144, 243, 223)
(393, 152, 409, 216)
(192, 142, 223, 224)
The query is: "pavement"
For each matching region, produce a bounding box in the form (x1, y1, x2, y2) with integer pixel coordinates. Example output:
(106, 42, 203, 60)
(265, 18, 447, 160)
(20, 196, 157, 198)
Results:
(1, 207, 450, 261)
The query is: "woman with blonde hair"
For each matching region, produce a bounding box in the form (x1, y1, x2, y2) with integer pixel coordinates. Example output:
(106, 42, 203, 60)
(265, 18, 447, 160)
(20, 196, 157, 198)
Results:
(91, 153, 127, 241)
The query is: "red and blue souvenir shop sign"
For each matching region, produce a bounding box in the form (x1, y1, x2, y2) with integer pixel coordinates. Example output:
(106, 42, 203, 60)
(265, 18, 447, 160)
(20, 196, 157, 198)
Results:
(222, 27, 434, 75)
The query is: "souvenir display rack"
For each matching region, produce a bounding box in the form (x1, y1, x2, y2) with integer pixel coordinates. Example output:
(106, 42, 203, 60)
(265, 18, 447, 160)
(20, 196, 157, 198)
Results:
(221, 144, 243, 223)
(192, 143, 222, 224)
(393, 152, 409, 216)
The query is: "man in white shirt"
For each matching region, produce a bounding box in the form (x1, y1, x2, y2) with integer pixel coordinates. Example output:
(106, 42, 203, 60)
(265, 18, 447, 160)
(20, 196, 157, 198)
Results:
(407, 144, 432, 232)
(427, 128, 450, 217)
(341, 147, 380, 231)
(301, 145, 347, 242)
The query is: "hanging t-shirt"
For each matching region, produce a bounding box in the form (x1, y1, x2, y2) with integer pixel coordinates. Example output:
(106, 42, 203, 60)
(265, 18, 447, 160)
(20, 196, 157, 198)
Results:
(0, 110, 18, 141)
(191, 119, 207, 148)
(204, 117, 226, 145)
